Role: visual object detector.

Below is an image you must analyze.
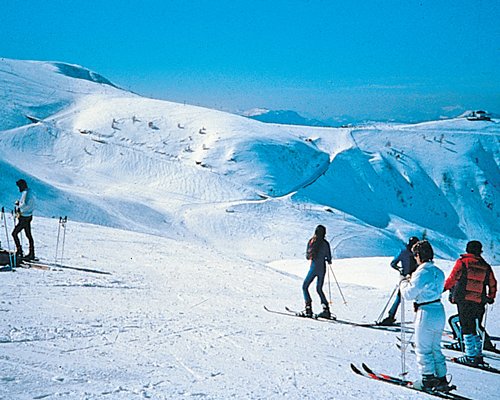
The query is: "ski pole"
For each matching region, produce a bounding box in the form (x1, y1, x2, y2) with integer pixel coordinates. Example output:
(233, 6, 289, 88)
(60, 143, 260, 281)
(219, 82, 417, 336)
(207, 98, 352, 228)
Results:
(54, 217, 62, 265)
(1, 207, 15, 269)
(376, 284, 399, 323)
(479, 305, 489, 355)
(400, 285, 408, 377)
(329, 264, 347, 305)
(327, 262, 333, 305)
(59, 216, 67, 266)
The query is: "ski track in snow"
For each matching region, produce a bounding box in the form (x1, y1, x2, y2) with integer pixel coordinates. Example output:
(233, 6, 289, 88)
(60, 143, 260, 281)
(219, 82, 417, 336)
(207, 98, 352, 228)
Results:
(0, 218, 498, 399)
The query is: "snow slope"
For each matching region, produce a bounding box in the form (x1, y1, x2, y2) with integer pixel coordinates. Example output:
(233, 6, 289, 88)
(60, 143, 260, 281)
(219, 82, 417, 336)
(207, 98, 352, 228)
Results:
(1, 218, 498, 400)
(0, 58, 499, 399)
(1, 58, 499, 262)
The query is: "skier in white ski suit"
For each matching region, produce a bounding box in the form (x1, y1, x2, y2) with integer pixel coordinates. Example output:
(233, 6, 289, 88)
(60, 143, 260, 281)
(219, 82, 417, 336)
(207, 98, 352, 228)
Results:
(400, 240, 451, 392)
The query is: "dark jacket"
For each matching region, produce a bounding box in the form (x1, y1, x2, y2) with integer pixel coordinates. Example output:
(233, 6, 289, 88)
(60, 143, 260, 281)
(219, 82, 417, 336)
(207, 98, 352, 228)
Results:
(390, 248, 417, 276)
(306, 238, 332, 266)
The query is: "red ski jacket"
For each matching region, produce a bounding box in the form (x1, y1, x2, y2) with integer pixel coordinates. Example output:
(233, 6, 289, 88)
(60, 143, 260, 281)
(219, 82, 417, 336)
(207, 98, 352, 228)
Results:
(444, 253, 497, 304)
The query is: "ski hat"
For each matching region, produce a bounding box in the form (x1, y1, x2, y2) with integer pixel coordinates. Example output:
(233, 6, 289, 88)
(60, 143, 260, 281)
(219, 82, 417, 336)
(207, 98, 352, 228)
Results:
(466, 240, 482, 256)
(16, 179, 28, 191)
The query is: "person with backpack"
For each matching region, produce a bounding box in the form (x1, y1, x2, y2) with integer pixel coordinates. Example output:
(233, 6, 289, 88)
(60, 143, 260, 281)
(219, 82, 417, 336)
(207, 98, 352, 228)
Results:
(400, 240, 452, 392)
(299, 225, 332, 319)
(12, 179, 35, 260)
(444, 240, 497, 365)
(378, 236, 419, 326)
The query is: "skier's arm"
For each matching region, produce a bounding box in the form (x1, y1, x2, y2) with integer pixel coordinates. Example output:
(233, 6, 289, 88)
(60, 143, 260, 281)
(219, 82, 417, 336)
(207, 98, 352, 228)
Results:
(487, 268, 497, 301)
(306, 239, 312, 260)
(15, 191, 27, 215)
(326, 242, 332, 264)
(443, 259, 463, 292)
(390, 252, 402, 271)
(400, 269, 424, 301)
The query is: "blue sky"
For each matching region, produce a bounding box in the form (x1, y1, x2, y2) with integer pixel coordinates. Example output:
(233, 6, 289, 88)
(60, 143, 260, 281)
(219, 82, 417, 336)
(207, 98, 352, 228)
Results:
(1, 0, 499, 122)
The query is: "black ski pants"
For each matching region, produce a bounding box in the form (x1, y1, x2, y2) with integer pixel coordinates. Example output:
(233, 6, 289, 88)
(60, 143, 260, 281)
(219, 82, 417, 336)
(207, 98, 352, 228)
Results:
(457, 300, 485, 335)
(12, 215, 34, 255)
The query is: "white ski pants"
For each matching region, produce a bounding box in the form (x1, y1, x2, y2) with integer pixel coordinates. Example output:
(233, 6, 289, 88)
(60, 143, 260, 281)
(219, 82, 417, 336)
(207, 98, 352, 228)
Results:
(414, 302, 447, 377)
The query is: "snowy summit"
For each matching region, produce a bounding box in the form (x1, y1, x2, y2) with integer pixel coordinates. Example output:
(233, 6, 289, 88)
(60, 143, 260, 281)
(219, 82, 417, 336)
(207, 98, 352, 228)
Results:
(0, 58, 498, 399)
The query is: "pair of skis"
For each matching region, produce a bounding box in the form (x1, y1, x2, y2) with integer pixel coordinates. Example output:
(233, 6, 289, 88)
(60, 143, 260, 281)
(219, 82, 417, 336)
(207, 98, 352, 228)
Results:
(264, 306, 410, 333)
(350, 363, 473, 400)
(266, 306, 483, 399)
(20, 259, 111, 275)
(396, 341, 500, 374)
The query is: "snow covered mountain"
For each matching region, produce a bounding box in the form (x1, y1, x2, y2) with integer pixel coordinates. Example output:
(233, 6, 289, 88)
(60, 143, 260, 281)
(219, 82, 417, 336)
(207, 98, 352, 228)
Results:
(1, 58, 499, 400)
(1, 58, 498, 262)
(243, 108, 333, 127)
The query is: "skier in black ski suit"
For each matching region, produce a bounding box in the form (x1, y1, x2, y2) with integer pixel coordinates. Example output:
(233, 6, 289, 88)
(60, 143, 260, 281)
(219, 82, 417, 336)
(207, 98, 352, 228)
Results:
(300, 225, 332, 318)
(379, 236, 419, 326)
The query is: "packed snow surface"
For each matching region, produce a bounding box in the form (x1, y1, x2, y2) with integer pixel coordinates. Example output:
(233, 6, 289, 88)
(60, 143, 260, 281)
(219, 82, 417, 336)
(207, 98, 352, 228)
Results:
(0, 58, 499, 399)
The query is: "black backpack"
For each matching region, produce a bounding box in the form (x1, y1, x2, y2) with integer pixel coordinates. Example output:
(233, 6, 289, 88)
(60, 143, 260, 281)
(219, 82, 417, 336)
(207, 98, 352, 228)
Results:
(0, 250, 20, 267)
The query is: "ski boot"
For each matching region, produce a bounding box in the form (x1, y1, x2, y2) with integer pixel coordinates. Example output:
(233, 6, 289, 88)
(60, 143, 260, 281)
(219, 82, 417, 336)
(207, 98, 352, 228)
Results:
(456, 355, 477, 366)
(377, 315, 396, 326)
(316, 304, 334, 319)
(297, 302, 313, 318)
(445, 341, 462, 351)
(433, 376, 455, 392)
(413, 374, 439, 391)
(23, 252, 35, 261)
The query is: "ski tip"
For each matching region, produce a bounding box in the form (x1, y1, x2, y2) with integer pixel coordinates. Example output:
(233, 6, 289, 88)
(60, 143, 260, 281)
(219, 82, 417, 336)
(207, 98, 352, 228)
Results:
(361, 363, 373, 374)
(350, 363, 362, 374)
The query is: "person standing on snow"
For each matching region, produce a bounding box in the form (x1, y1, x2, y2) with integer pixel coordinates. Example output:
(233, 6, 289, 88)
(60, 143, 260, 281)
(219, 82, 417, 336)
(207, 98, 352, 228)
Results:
(12, 179, 35, 260)
(299, 225, 333, 319)
(379, 236, 419, 326)
(400, 240, 451, 392)
(444, 240, 497, 365)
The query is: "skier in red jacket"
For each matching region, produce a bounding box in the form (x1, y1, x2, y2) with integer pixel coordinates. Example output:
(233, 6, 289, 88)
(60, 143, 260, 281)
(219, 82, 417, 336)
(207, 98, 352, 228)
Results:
(444, 240, 497, 365)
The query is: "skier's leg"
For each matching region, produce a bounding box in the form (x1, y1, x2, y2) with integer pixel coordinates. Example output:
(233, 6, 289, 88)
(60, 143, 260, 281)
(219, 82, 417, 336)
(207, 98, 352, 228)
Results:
(414, 308, 437, 377)
(23, 216, 34, 258)
(387, 291, 401, 318)
(300, 266, 316, 316)
(315, 269, 328, 306)
(431, 304, 447, 379)
(457, 302, 480, 363)
(11, 219, 24, 255)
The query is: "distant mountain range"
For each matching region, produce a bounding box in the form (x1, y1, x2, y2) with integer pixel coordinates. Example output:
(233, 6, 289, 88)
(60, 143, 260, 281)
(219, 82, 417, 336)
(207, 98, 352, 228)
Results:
(241, 108, 334, 127)
(242, 108, 498, 127)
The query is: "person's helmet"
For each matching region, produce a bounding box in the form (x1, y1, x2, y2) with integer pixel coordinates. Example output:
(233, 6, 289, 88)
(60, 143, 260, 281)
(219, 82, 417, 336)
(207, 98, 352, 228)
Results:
(408, 236, 419, 247)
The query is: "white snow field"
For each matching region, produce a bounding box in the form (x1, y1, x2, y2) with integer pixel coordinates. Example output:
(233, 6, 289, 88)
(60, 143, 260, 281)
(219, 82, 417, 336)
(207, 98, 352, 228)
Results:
(0, 58, 498, 399)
